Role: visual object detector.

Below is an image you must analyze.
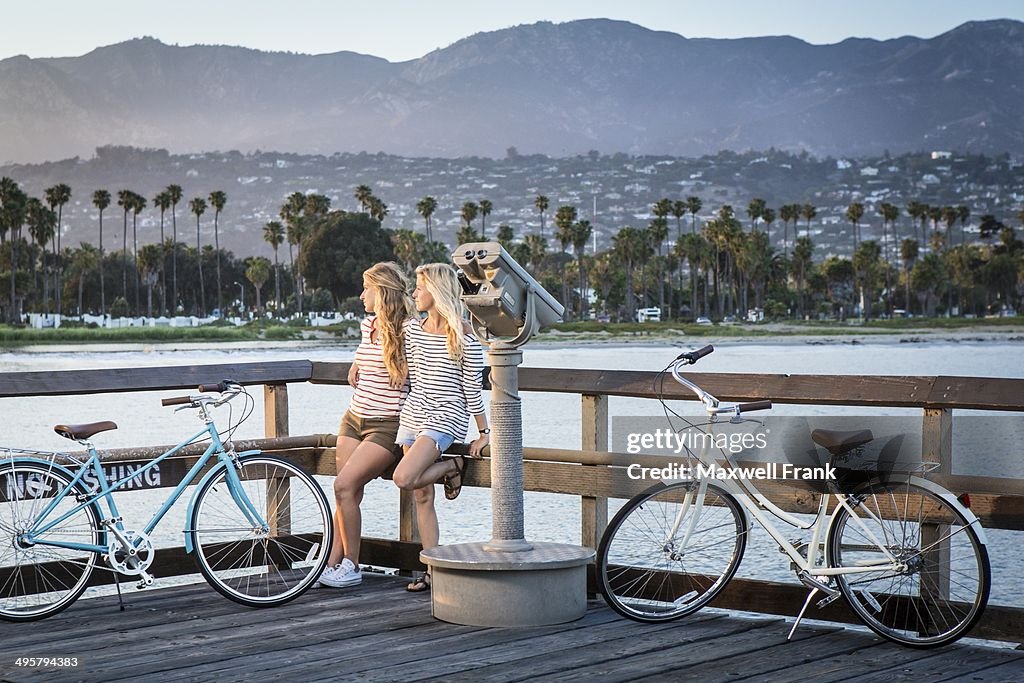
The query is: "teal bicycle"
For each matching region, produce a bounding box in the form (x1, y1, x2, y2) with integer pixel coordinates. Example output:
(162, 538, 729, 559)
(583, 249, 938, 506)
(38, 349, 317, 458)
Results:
(0, 381, 332, 621)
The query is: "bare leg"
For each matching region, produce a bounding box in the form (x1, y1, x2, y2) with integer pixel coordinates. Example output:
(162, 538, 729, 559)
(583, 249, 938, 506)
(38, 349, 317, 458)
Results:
(334, 440, 396, 565)
(327, 435, 361, 566)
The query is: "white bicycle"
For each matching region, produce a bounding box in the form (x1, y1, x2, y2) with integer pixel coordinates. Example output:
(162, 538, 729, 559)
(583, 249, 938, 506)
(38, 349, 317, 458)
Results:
(597, 345, 990, 648)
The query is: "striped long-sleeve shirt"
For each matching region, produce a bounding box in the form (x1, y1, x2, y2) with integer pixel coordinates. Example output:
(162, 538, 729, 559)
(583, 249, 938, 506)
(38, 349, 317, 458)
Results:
(399, 317, 485, 440)
(349, 316, 409, 418)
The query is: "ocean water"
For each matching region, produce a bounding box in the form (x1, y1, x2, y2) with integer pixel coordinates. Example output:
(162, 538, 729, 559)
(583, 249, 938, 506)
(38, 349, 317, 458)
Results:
(1, 338, 1022, 606)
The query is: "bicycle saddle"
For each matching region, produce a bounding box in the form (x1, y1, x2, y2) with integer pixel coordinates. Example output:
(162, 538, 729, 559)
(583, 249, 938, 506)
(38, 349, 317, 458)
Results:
(811, 428, 873, 456)
(54, 421, 118, 441)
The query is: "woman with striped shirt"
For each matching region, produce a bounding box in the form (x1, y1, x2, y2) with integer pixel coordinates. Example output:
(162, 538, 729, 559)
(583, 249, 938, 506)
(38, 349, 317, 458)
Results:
(319, 262, 413, 589)
(392, 263, 489, 592)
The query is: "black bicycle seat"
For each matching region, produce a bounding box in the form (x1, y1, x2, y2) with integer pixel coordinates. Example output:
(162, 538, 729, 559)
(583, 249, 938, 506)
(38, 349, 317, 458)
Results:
(811, 428, 873, 456)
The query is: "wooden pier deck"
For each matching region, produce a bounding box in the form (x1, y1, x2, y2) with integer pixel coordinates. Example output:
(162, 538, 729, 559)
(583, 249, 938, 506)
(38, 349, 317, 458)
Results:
(1, 575, 1021, 683)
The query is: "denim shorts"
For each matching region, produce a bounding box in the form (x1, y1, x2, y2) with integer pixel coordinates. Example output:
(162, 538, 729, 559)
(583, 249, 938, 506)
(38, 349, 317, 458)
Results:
(395, 426, 456, 453)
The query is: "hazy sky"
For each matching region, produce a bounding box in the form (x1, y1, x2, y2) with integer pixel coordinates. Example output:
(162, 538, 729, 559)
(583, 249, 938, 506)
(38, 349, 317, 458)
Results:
(3, 0, 1023, 62)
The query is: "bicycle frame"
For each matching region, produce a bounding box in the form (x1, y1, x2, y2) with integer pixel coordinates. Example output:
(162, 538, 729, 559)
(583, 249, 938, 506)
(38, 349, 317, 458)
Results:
(18, 421, 267, 558)
(667, 431, 903, 581)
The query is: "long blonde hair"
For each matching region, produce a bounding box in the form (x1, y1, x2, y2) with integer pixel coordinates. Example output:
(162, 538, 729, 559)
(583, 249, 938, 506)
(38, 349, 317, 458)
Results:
(415, 263, 468, 362)
(364, 262, 413, 387)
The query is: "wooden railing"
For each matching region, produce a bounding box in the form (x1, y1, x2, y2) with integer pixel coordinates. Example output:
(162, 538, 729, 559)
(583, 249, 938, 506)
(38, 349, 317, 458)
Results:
(1, 360, 1022, 643)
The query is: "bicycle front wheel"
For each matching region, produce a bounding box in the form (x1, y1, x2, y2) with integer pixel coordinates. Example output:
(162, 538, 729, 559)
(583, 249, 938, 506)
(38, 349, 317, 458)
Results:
(190, 454, 332, 607)
(597, 480, 747, 622)
(0, 459, 102, 621)
(827, 478, 990, 647)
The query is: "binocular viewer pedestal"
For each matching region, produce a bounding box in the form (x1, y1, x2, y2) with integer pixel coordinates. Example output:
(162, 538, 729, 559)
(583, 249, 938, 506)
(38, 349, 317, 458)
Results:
(420, 542, 595, 627)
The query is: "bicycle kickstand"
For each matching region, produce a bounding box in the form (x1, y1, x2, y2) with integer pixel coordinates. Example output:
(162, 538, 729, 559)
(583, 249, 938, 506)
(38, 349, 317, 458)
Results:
(788, 588, 819, 640)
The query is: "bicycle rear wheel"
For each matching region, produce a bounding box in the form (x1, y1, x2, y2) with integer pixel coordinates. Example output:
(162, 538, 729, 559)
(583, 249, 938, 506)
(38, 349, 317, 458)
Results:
(0, 459, 102, 621)
(827, 477, 990, 647)
(190, 454, 331, 607)
(597, 480, 747, 622)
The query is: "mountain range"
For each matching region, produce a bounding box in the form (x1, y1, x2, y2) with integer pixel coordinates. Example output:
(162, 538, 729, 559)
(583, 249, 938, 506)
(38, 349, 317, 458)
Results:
(1, 18, 1023, 163)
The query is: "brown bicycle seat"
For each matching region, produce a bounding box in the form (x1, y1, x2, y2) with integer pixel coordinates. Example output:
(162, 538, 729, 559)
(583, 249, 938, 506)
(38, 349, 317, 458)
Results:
(54, 421, 118, 441)
(811, 428, 873, 456)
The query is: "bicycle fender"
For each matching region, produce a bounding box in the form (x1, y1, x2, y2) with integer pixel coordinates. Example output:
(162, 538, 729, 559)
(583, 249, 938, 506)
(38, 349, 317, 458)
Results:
(866, 474, 989, 546)
(182, 450, 263, 554)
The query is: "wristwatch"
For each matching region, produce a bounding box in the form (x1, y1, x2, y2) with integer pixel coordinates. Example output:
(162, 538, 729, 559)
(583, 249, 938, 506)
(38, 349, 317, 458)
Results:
(480, 428, 491, 435)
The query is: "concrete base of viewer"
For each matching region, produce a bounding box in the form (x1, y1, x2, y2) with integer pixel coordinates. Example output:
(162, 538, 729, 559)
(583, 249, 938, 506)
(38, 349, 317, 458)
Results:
(420, 541, 595, 627)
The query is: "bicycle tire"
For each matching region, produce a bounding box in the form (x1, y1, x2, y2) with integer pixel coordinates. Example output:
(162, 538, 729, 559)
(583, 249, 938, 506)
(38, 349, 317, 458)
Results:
(189, 454, 332, 608)
(827, 477, 990, 647)
(0, 459, 103, 621)
(597, 479, 747, 622)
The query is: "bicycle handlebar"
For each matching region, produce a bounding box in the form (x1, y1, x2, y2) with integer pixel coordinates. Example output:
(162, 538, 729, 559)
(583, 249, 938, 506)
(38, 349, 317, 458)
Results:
(161, 380, 242, 408)
(676, 344, 714, 364)
(737, 400, 772, 413)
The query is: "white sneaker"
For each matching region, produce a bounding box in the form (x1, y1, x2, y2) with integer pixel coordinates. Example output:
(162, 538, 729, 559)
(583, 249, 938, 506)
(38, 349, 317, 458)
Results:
(318, 558, 362, 588)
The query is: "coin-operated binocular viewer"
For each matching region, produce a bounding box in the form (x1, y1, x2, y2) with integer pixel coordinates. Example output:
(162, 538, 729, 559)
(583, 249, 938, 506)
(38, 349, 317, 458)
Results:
(420, 243, 594, 627)
(453, 242, 564, 346)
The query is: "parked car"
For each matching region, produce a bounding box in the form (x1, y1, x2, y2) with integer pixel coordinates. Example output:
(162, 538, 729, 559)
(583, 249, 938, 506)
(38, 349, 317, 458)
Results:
(694, 316, 712, 326)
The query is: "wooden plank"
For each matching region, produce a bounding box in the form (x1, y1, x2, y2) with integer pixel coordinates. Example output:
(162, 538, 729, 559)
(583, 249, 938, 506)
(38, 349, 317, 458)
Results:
(416, 614, 779, 683)
(0, 361, 313, 397)
(309, 362, 1024, 410)
(845, 645, 1024, 683)
(549, 621, 841, 683)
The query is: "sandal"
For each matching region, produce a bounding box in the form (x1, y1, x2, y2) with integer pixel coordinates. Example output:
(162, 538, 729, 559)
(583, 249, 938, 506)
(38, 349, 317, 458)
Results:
(443, 456, 466, 501)
(406, 571, 431, 592)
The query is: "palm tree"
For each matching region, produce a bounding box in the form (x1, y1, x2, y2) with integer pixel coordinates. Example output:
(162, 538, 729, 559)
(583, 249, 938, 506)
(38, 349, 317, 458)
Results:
(534, 195, 549, 239)
(137, 243, 162, 318)
(746, 198, 766, 232)
(368, 197, 388, 223)
(165, 184, 183, 313)
(69, 244, 99, 315)
(43, 183, 71, 314)
(647, 217, 669, 316)
(554, 205, 577, 314)
(280, 192, 307, 312)
(153, 191, 171, 313)
(478, 199, 493, 239)
(263, 220, 285, 312)
(686, 196, 702, 235)
(524, 233, 547, 272)
(1, 178, 29, 321)
(354, 185, 373, 212)
(900, 238, 919, 314)
(571, 220, 593, 318)
(801, 203, 817, 239)
(92, 189, 111, 316)
(189, 197, 207, 316)
(130, 192, 147, 314)
(957, 205, 970, 247)
(761, 207, 776, 246)
(779, 204, 794, 258)
(27, 197, 56, 313)
(416, 196, 438, 242)
(116, 190, 133, 302)
(671, 200, 687, 241)
(497, 224, 515, 251)
(208, 190, 227, 317)
(846, 202, 864, 251)
(245, 257, 272, 312)
(460, 201, 479, 237)
(613, 226, 645, 322)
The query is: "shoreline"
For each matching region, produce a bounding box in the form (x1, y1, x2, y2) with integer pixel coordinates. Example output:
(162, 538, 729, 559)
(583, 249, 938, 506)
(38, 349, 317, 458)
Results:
(2, 326, 1022, 355)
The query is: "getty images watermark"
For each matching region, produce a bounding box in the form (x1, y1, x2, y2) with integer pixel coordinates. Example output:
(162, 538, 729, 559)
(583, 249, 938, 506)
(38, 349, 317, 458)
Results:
(610, 416, 956, 488)
(623, 426, 835, 481)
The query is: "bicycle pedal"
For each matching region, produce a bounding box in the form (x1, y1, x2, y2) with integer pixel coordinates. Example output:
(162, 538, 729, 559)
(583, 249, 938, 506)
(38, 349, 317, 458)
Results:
(816, 591, 842, 608)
